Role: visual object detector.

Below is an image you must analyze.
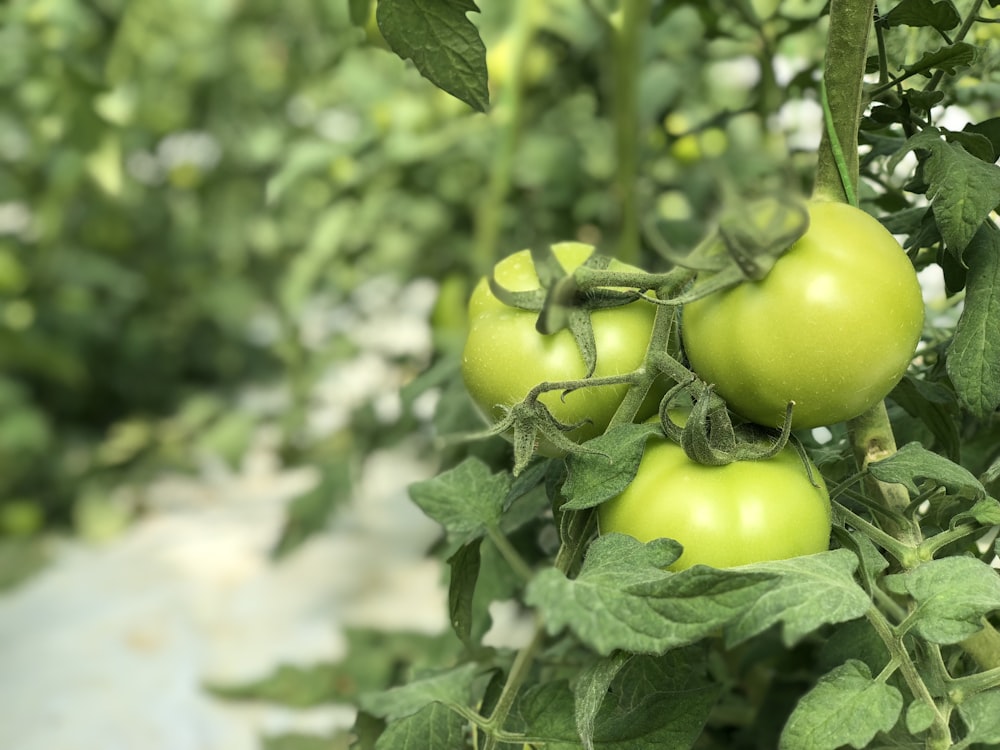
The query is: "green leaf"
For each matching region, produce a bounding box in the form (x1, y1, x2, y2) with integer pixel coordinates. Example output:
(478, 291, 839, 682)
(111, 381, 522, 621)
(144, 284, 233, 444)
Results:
(947, 226, 1000, 418)
(905, 699, 937, 734)
(513, 648, 720, 749)
(867, 442, 987, 501)
(944, 129, 997, 164)
(447, 541, 480, 648)
(779, 660, 903, 750)
(891, 129, 1000, 255)
(885, 556, 1000, 644)
(358, 662, 483, 721)
(957, 689, 1000, 744)
(374, 702, 467, 750)
(376, 0, 489, 113)
(574, 652, 630, 750)
(408, 457, 511, 549)
(272, 462, 351, 558)
(900, 41, 980, 79)
(524, 534, 776, 655)
(882, 0, 960, 32)
(964, 117, 1000, 162)
(724, 550, 872, 647)
(950, 496, 1000, 528)
(208, 630, 457, 707)
(561, 423, 660, 510)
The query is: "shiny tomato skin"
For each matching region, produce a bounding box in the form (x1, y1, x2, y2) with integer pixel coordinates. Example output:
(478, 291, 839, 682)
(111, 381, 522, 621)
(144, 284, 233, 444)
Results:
(681, 201, 925, 429)
(598, 431, 831, 570)
(462, 243, 660, 453)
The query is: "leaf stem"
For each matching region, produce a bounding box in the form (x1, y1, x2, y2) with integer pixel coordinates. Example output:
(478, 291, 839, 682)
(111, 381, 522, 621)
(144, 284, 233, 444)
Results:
(487, 526, 535, 583)
(925, 0, 985, 93)
(866, 605, 953, 745)
(482, 619, 547, 750)
(833, 500, 914, 565)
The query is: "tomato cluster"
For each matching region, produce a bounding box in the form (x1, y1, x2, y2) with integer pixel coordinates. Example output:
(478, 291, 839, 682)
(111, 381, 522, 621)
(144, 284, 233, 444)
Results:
(461, 203, 924, 568)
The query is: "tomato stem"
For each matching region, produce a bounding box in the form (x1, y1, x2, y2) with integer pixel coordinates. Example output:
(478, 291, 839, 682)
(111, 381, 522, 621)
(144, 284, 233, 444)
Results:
(812, 0, 876, 203)
(471, 0, 537, 273)
(610, 0, 650, 264)
(846, 401, 919, 545)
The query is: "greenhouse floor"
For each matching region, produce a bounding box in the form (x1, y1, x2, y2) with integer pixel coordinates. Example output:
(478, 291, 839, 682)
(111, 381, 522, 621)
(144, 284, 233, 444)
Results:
(0, 432, 448, 750)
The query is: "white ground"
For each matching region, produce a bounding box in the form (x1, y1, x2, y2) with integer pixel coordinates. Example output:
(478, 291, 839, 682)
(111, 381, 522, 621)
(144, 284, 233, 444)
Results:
(0, 279, 453, 750)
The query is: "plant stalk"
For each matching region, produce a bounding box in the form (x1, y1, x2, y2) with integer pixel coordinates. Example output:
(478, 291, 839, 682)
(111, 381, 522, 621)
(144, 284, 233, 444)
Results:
(472, 0, 537, 273)
(812, 0, 877, 203)
(611, 0, 650, 264)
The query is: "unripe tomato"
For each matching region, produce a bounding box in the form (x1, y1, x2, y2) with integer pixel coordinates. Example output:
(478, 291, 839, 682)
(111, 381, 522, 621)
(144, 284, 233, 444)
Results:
(598, 421, 831, 570)
(462, 243, 662, 455)
(681, 201, 924, 428)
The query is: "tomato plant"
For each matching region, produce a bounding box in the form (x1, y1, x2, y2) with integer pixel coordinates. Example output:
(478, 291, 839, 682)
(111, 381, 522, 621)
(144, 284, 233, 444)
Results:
(598, 421, 831, 570)
(461, 242, 662, 452)
(681, 201, 925, 429)
(345, 2, 1000, 750)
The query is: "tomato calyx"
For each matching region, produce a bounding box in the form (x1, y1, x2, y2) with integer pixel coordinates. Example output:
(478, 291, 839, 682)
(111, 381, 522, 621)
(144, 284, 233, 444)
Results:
(649, 195, 811, 306)
(453, 378, 624, 474)
(658, 380, 797, 466)
(487, 246, 660, 378)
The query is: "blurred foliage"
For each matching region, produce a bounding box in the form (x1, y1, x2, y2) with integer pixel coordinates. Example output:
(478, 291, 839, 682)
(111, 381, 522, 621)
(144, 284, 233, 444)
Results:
(2, 0, 996, 541)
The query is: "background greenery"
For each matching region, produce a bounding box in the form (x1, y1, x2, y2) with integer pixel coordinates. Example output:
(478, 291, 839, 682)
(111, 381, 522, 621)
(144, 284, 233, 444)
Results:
(3, 0, 1000, 747)
(0, 0, 862, 545)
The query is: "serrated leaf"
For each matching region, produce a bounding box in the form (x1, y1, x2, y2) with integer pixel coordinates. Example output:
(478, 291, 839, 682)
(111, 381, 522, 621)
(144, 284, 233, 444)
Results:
(964, 117, 1000, 162)
(886, 556, 1000, 644)
(892, 129, 1000, 255)
(374, 702, 467, 750)
(868, 442, 987, 500)
(883, 0, 960, 32)
(513, 648, 720, 749)
(376, 0, 489, 112)
(408, 457, 511, 549)
(524, 534, 776, 656)
(357, 662, 482, 721)
(950, 496, 1000, 528)
(957, 689, 1000, 744)
(724, 550, 871, 647)
(944, 129, 997, 163)
(779, 660, 903, 750)
(947, 226, 1000, 417)
(561, 423, 660, 510)
(900, 41, 979, 78)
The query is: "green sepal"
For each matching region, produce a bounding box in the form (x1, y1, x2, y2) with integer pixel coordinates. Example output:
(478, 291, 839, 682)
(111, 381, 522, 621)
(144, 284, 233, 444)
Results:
(659, 382, 795, 466)
(653, 196, 810, 307)
(718, 196, 810, 281)
(487, 275, 545, 312)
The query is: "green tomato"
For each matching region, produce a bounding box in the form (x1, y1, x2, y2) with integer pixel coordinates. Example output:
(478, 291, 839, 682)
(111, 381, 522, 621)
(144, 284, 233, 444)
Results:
(681, 201, 924, 429)
(462, 242, 661, 454)
(598, 422, 831, 570)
